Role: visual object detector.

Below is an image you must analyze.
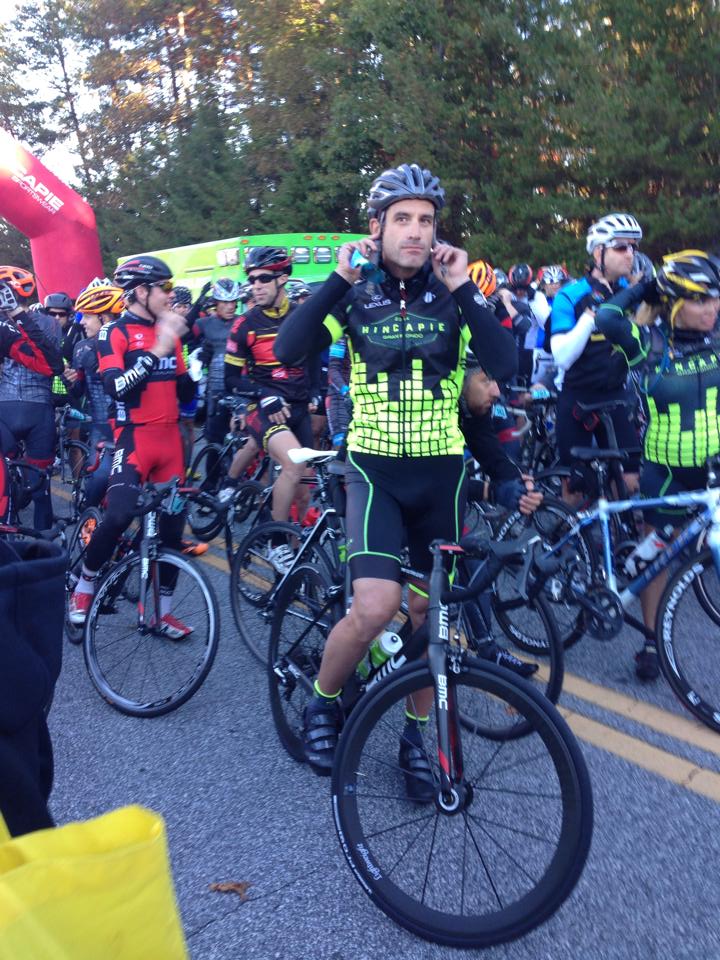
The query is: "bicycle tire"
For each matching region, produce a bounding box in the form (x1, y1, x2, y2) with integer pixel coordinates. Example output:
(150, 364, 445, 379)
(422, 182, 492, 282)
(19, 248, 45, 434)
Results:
(656, 547, 720, 732)
(457, 590, 564, 739)
(332, 658, 593, 947)
(64, 506, 102, 645)
(691, 528, 720, 626)
(83, 548, 220, 717)
(493, 498, 597, 651)
(230, 520, 334, 663)
(268, 564, 342, 761)
(190, 443, 230, 495)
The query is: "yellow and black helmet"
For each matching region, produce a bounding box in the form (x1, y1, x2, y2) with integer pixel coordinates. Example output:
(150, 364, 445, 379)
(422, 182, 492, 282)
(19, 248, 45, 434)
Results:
(657, 250, 720, 302)
(75, 284, 124, 315)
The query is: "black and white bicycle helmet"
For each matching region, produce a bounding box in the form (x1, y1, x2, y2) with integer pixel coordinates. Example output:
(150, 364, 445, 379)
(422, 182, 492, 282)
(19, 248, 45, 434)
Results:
(211, 278, 242, 302)
(367, 163, 445, 220)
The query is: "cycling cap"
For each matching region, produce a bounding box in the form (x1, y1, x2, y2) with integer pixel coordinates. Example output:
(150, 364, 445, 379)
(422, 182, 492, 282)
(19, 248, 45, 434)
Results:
(0, 265, 36, 298)
(212, 278, 242, 302)
(44, 292, 74, 312)
(632, 251, 656, 283)
(75, 285, 124, 316)
(286, 280, 312, 302)
(244, 246, 292, 275)
(114, 255, 172, 290)
(539, 264, 569, 285)
(367, 163, 445, 220)
(508, 263, 533, 289)
(467, 260, 496, 297)
(171, 286, 192, 305)
(586, 213, 642, 254)
(656, 250, 720, 302)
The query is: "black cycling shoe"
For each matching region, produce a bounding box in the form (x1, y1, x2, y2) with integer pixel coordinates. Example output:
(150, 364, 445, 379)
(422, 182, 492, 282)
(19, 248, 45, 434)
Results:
(302, 696, 343, 776)
(399, 727, 436, 805)
(635, 645, 660, 682)
(478, 640, 539, 679)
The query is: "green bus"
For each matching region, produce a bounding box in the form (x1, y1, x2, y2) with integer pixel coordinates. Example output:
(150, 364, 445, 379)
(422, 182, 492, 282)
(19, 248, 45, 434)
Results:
(118, 232, 364, 293)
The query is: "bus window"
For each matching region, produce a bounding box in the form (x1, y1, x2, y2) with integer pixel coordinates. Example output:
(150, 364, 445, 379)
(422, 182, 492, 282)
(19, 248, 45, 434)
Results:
(217, 248, 239, 266)
(292, 247, 310, 264)
(314, 246, 332, 264)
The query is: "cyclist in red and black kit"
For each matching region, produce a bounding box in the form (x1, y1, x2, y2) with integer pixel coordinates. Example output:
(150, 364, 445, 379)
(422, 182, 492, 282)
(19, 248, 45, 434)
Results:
(0, 270, 65, 524)
(224, 247, 318, 571)
(68, 256, 197, 637)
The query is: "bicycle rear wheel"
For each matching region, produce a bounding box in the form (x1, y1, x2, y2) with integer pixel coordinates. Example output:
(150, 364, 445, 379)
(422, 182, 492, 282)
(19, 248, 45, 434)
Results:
(494, 498, 596, 651)
(268, 564, 341, 761)
(456, 590, 564, 739)
(83, 549, 220, 717)
(332, 659, 593, 948)
(656, 548, 720, 732)
(230, 520, 333, 663)
(64, 506, 102, 645)
(190, 443, 229, 494)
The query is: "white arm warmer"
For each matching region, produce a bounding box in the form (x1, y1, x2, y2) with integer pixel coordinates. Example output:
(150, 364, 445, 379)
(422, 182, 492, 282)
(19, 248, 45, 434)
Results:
(550, 310, 596, 370)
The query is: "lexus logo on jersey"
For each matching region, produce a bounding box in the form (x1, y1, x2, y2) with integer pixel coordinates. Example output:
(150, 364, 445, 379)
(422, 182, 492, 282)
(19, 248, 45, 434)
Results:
(8, 160, 64, 214)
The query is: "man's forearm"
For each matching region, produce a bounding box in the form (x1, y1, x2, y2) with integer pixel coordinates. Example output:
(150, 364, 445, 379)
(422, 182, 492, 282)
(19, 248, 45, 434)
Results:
(274, 272, 349, 364)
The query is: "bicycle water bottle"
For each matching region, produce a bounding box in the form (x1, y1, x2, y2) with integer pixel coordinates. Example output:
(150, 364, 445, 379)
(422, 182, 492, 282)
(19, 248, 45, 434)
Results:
(350, 249, 386, 285)
(356, 630, 403, 679)
(369, 630, 403, 667)
(624, 525, 674, 578)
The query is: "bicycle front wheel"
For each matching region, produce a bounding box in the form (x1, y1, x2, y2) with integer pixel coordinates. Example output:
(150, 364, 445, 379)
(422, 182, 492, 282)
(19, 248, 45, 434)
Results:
(268, 564, 342, 762)
(332, 659, 593, 948)
(657, 548, 720, 732)
(84, 549, 220, 717)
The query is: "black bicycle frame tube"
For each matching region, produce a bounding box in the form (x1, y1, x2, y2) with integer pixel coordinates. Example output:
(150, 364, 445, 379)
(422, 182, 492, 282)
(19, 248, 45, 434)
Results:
(427, 545, 463, 799)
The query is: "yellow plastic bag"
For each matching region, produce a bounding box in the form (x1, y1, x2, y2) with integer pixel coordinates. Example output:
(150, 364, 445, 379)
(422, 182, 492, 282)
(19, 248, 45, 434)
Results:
(0, 805, 189, 959)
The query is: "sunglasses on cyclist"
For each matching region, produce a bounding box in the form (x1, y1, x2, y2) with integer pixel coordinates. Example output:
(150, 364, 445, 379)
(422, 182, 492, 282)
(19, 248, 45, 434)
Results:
(150, 280, 174, 292)
(608, 241, 638, 253)
(248, 273, 278, 285)
(48, 309, 69, 317)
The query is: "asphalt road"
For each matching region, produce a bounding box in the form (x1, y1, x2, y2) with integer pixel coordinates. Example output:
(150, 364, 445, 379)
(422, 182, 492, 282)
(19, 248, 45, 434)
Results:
(47, 530, 720, 960)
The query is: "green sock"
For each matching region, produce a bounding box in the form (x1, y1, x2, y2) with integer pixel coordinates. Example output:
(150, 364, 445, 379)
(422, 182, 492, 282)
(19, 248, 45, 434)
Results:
(314, 680, 341, 701)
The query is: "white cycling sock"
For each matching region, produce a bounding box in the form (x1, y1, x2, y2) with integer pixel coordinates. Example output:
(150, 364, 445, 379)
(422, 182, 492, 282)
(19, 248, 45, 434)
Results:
(75, 566, 98, 595)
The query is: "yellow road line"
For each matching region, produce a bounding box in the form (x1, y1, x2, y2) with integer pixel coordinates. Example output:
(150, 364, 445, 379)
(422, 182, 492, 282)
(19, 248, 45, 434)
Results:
(562, 671, 720, 757)
(533, 662, 720, 758)
(561, 708, 720, 804)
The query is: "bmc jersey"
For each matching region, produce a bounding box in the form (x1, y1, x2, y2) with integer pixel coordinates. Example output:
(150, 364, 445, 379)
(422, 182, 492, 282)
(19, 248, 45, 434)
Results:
(550, 276, 629, 392)
(97, 311, 187, 425)
(225, 303, 310, 403)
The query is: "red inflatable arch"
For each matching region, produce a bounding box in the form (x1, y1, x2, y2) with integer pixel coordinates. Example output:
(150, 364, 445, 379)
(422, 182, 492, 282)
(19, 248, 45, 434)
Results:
(0, 128, 104, 300)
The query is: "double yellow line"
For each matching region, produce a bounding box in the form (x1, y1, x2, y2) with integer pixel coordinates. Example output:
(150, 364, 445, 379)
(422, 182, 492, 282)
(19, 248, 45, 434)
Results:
(54, 480, 720, 801)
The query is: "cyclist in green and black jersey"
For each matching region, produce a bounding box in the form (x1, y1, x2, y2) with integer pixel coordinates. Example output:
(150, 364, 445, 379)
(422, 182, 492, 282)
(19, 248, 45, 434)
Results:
(275, 163, 516, 797)
(596, 249, 720, 679)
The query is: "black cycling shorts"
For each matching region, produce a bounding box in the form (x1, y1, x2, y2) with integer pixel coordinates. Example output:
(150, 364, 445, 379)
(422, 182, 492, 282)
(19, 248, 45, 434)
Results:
(0, 401, 56, 468)
(344, 452, 467, 582)
(639, 460, 706, 530)
(555, 387, 640, 472)
(245, 402, 314, 453)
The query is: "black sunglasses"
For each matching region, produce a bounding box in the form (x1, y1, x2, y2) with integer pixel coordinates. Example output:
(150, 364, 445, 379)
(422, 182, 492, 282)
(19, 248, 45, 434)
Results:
(48, 309, 70, 317)
(248, 273, 278, 285)
(608, 241, 638, 253)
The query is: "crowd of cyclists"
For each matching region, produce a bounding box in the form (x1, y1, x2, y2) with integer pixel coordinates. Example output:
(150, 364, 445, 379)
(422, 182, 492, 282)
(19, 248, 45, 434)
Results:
(2, 161, 720, 845)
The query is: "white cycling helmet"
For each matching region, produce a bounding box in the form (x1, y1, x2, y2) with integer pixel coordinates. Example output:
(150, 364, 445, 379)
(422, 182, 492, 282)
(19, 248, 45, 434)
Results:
(211, 277, 242, 302)
(586, 213, 642, 254)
